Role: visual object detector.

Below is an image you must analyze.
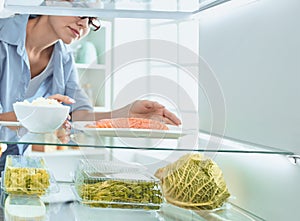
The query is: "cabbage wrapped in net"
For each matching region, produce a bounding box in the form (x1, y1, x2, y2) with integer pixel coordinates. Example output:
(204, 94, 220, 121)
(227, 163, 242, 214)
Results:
(155, 153, 230, 210)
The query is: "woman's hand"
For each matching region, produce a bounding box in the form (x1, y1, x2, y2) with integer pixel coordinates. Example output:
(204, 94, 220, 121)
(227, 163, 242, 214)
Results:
(117, 100, 181, 126)
(47, 94, 76, 105)
(55, 126, 71, 144)
(47, 94, 74, 129)
(61, 115, 72, 131)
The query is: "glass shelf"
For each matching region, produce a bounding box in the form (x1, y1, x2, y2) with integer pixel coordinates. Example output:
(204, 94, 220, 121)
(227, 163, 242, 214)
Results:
(3, 0, 231, 19)
(159, 202, 266, 221)
(0, 124, 294, 156)
(75, 63, 106, 70)
(0, 124, 269, 221)
(0, 194, 265, 221)
(69, 201, 265, 221)
(4, 0, 195, 19)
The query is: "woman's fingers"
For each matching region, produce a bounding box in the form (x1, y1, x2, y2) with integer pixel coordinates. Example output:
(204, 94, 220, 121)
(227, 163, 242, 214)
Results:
(48, 94, 75, 104)
(63, 119, 72, 130)
(144, 101, 181, 125)
(162, 108, 181, 126)
(128, 100, 182, 126)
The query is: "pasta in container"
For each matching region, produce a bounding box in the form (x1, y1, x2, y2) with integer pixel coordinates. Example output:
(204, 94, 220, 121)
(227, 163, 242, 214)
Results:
(2, 155, 58, 196)
(73, 159, 164, 210)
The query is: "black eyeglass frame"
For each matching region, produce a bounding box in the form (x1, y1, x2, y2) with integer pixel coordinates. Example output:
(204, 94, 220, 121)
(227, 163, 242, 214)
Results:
(80, 17, 101, 32)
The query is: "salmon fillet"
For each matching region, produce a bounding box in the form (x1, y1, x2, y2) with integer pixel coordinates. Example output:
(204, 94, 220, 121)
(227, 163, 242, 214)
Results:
(85, 118, 169, 130)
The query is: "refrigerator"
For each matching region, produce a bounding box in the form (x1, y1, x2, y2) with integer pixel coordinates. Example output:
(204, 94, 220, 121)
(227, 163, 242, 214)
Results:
(1, 0, 299, 220)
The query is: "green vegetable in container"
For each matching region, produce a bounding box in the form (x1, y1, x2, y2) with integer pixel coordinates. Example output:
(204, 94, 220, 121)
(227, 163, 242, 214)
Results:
(77, 180, 163, 210)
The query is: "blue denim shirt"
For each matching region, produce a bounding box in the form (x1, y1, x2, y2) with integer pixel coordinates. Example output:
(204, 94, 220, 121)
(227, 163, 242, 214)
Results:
(0, 14, 93, 114)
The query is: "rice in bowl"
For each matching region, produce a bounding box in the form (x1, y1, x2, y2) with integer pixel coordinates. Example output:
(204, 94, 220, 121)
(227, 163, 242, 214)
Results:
(13, 97, 70, 133)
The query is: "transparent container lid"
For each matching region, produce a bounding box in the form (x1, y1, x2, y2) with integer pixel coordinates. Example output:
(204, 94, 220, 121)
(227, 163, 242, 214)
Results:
(77, 159, 147, 178)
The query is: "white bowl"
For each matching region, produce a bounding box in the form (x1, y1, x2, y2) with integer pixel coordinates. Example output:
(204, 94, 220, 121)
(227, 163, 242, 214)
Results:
(13, 103, 70, 133)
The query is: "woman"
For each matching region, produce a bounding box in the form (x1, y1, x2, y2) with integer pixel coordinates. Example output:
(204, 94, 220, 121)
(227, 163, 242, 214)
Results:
(0, 14, 181, 170)
(0, 14, 181, 122)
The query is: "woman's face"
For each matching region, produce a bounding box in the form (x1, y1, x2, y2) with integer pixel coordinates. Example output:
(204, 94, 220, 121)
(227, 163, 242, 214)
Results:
(48, 16, 90, 44)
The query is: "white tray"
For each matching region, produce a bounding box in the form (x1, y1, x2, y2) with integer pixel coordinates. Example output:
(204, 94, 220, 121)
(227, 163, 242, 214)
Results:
(72, 121, 186, 139)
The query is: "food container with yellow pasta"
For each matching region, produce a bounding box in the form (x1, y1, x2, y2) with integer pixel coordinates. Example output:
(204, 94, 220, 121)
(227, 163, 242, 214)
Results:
(73, 159, 163, 210)
(2, 155, 58, 196)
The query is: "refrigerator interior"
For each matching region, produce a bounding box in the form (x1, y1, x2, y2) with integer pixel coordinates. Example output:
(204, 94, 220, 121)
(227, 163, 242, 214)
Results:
(1, 0, 300, 220)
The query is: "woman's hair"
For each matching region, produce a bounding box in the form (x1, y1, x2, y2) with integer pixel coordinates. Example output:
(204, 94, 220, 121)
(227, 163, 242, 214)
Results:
(29, 15, 41, 19)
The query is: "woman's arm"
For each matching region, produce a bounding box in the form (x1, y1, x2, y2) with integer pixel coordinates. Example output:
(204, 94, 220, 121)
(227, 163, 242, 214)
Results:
(71, 100, 181, 126)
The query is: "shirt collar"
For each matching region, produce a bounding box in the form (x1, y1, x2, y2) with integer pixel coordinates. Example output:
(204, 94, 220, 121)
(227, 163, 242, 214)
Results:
(0, 14, 29, 46)
(55, 39, 73, 63)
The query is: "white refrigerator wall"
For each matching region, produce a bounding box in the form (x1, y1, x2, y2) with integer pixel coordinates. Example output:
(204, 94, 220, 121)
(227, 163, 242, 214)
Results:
(199, 0, 300, 154)
(199, 0, 300, 220)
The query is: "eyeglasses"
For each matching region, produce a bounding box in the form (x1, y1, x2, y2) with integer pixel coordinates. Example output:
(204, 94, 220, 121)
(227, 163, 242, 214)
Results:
(80, 17, 101, 32)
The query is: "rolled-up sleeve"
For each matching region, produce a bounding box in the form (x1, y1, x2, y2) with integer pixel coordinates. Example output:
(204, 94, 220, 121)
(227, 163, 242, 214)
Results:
(63, 53, 93, 113)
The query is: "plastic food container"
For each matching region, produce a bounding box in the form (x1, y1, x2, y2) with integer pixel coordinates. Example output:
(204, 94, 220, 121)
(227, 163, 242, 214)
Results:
(2, 155, 58, 196)
(73, 160, 163, 210)
(4, 195, 46, 221)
